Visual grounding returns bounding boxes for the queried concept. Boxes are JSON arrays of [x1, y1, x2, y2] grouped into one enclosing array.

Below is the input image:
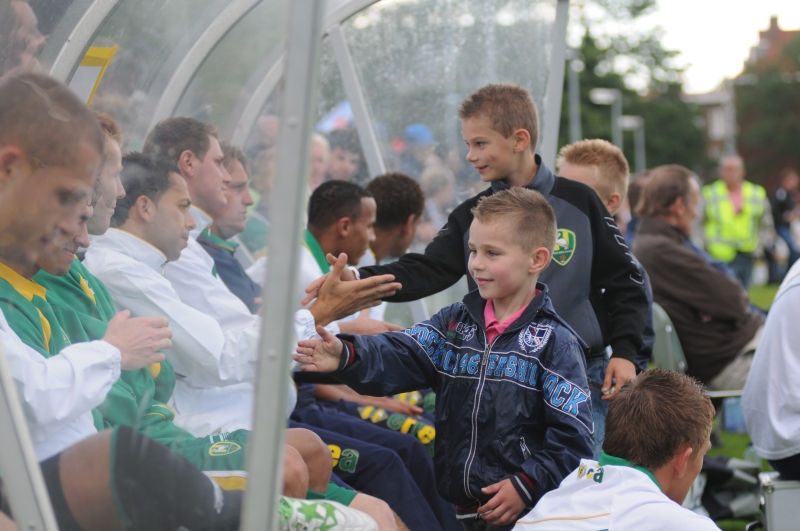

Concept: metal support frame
[[147, 0, 263, 133], [45, 0, 123, 82], [0, 345, 59, 531], [539, 0, 570, 169], [240, 1, 325, 530], [226, 46, 285, 146], [328, 25, 386, 177]]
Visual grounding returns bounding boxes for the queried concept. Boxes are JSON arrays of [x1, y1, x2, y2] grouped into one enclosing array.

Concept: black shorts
[[0, 453, 83, 531]]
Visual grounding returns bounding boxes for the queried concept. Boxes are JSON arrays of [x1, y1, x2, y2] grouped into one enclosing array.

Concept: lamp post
[[589, 88, 622, 148], [618, 115, 646, 174], [567, 47, 582, 143]]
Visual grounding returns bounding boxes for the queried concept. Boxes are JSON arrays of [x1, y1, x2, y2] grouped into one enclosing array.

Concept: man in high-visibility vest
[[702, 155, 769, 287]]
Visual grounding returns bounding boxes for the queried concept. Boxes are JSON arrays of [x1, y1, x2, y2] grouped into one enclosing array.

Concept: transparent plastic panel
[[174, 0, 290, 137], [343, 0, 557, 188], [1, 0, 66, 77], [85, 0, 218, 149]]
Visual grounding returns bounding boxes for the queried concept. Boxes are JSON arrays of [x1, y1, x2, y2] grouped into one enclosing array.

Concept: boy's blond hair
[[459, 83, 539, 151], [471, 188, 556, 258], [556, 139, 630, 203]]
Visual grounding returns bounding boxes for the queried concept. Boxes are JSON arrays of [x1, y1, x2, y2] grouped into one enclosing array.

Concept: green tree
[[736, 34, 800, 189], [558, 4, 708, 173]]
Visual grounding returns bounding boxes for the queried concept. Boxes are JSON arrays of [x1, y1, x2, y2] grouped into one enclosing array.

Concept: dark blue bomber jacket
[[334, 284, 595, 511]]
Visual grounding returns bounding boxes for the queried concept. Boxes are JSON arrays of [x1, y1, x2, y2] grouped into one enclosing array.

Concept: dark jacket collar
[[462, 282, 554, 333], [637, 216, 689, 243], [490, 154, 556, 197]]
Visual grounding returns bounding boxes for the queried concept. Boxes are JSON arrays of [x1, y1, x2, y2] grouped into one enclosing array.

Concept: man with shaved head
[[702, 155, 771, 287]]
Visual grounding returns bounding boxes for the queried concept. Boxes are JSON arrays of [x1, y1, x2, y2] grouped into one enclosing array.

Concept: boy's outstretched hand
[[477, 478, 526, 526], [295, 325, 344, 373]]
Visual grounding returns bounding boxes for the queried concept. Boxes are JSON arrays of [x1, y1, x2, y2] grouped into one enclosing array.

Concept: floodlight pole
[[567, 48, 582, 143], [240, 1, 325, 530], [618, 115, 646, 173], [589, 88, 622, 148]]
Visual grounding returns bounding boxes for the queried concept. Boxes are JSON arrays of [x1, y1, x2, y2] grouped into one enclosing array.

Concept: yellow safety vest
[[703, 179, 766, 262]]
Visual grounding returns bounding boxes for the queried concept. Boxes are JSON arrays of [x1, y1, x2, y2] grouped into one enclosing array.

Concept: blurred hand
[[104, 310, 171, 370], [478, 479, 526, 526], [295, 325, 344, 372], [307, 253, 401, 326], [602, 357, 635, 401]]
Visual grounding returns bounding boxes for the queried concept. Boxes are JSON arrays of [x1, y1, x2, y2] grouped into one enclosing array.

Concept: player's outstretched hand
[[477, 478, 526, 526], [295, 325, 345, 373]]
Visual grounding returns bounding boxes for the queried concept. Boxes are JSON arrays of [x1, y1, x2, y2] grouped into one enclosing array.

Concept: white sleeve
[[94, 259, 260, 389], [1, 323, 119, 443], [165, 239, 260, 331]]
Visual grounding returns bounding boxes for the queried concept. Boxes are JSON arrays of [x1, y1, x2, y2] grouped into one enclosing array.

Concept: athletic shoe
[[278, 497, 378, 531]]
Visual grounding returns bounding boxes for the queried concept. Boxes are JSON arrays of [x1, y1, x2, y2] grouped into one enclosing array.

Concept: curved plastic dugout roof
[[25, 0, 567, 168]]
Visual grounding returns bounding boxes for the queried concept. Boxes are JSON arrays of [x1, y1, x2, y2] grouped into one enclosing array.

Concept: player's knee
[[348, 493, 397, 531], [283, 445, 309, 498]]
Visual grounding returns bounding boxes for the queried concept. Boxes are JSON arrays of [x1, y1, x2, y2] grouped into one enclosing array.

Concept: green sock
[[306, 489, 326, 500], [324, 482, 358, 506]]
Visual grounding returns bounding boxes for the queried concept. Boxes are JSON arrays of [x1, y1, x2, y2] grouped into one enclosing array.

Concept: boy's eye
[[468, 248, 476, 255]]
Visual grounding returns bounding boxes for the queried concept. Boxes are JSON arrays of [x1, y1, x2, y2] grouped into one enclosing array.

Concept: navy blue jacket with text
[[333, 285, 594, 512]]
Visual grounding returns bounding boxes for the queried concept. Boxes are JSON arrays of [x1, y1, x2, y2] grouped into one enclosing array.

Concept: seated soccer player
[[743, 259, 800, 479], [555, 139, 656, 456], [296, 188, 594, 530], [514, 369, 718, 531], [198, 141, 262, 313], [632, 165, 764, 390]]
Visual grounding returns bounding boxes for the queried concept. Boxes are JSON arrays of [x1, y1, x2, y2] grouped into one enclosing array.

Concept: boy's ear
[[606, 192, 622, 216], [512, 128, 531, 153], [529, 246, 551, 274]]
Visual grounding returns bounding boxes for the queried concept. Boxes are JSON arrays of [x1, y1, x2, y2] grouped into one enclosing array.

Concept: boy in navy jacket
[[297, 188, 594, 530]]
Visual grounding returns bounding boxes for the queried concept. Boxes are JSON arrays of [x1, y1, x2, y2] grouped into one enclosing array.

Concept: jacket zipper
[[463, 329, 492, 503]]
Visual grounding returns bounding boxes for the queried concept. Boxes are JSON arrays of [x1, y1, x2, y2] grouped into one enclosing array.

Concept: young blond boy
[[555, 139, 629, 216], [297, 188, 594, 530], [555, 139, 655, 458]]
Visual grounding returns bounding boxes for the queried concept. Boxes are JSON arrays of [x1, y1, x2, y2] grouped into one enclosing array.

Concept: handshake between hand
[[294, 325, 345, 373]]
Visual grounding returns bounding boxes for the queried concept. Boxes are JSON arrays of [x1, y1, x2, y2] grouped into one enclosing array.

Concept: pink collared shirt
[[484, 295, 539, 344]]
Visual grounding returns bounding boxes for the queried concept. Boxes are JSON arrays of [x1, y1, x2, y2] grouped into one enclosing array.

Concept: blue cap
[[403, 123, 435, 145]]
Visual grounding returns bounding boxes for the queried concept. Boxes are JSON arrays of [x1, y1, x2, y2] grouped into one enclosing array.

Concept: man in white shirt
[[514, 369, 720, 531], [743, 259, 800, 478]]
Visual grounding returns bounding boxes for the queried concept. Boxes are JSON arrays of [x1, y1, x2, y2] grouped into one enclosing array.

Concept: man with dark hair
[[365, 172, 425, 264], [515, 369, 718, 530], [326, 128, 361, 182], [633, 165, 763, 390]]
